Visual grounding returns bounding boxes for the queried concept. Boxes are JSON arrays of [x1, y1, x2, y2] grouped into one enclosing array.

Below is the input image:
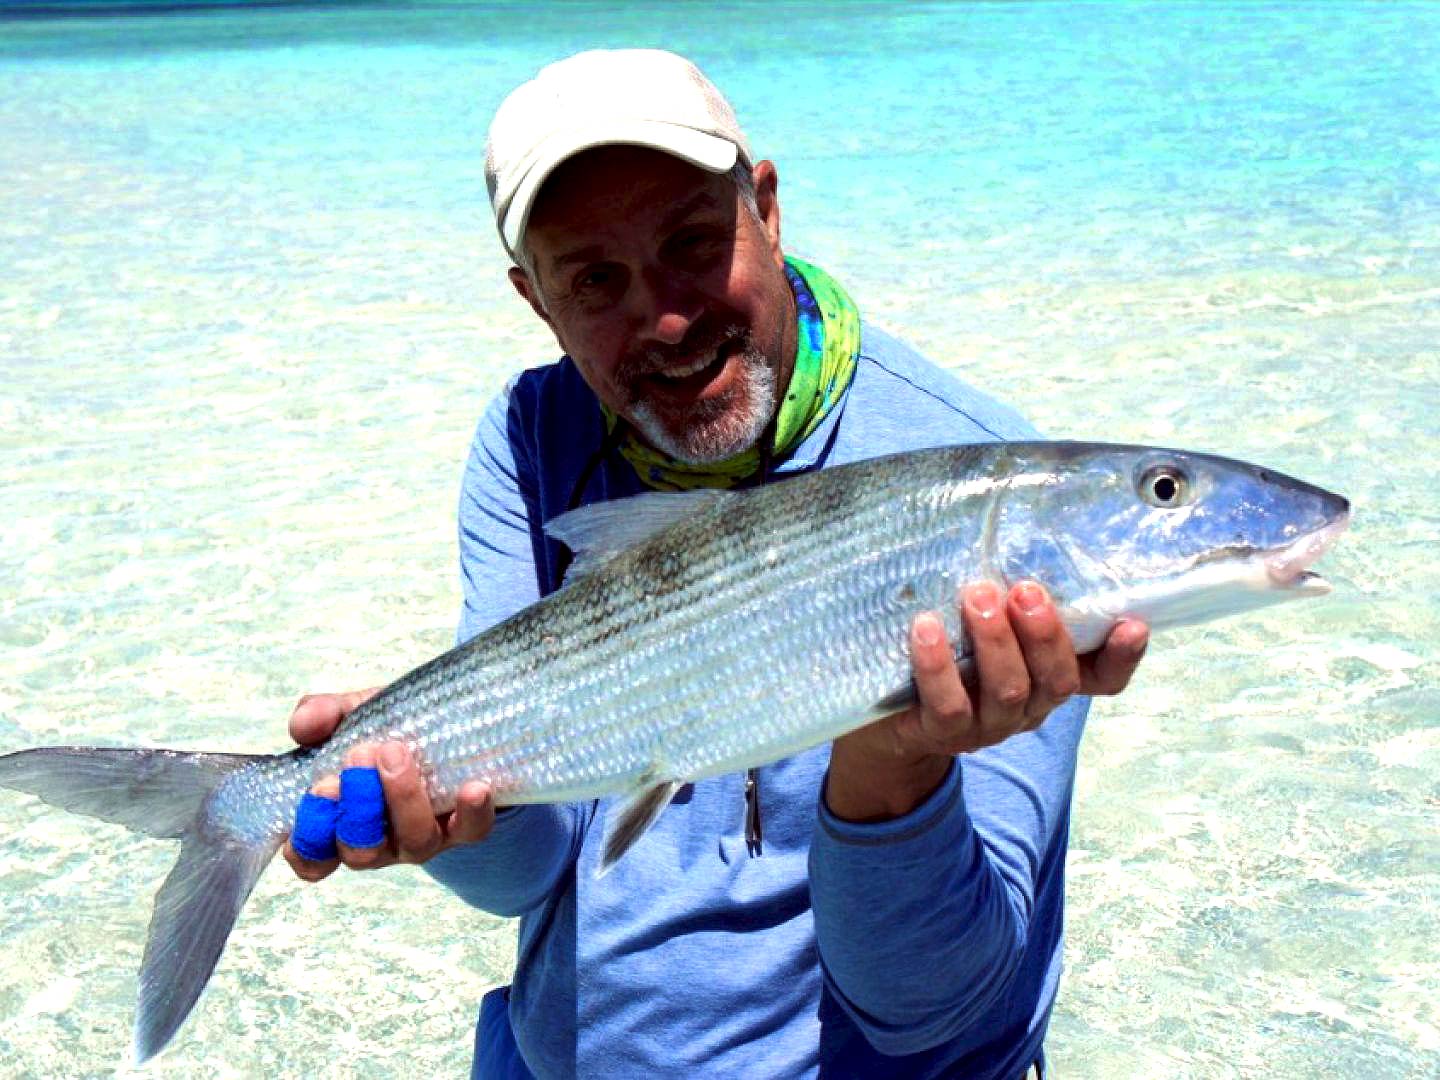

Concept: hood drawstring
[[554, 419, 633, 583], [741, 419, 776, 858]]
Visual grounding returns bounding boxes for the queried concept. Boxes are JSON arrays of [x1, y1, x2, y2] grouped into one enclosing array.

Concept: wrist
[[824, 741, 953, 823]]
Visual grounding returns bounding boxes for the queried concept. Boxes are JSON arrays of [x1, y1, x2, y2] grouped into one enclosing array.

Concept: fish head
[[990, 443, 1351, 645]]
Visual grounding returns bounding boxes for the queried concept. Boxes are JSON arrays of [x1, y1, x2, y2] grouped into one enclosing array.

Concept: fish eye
[[1138, 465, 1191, 509]]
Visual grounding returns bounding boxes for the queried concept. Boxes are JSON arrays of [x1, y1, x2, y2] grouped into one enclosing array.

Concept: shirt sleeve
[[424, 377, 585, 914], [455, 380, 545, 644], [424, 801, 588, 917], [807, 695, 1089, 1055]]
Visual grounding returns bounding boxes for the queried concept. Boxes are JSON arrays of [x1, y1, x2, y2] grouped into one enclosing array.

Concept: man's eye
[[671, 230, 724, 260], [576, 268, 615, 291]]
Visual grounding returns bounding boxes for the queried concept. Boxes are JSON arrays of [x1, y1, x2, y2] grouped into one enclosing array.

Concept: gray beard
[[627, 342, 777, 465]]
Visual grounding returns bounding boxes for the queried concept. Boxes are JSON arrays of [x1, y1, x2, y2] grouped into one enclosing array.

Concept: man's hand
[[281, 689, 498, 883], [826, 581, 1148, 823]]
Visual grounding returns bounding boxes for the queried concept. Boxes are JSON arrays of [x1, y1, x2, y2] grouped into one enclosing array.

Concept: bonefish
[[0, 441, 1349, 1061]]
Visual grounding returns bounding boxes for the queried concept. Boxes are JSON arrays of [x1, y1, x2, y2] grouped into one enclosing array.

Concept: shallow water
[[1, 2, 1436, 1076]]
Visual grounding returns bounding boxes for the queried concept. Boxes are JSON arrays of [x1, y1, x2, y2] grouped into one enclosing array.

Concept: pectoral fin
[[598, 777, 684, 876], [865, 654, 978, 721], [869, 680, 918, 718]]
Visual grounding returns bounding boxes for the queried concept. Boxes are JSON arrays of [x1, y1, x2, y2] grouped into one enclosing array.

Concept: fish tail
[[0, 746, 279, 1063]]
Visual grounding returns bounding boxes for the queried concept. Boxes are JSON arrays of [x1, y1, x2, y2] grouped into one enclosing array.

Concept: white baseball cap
[[485, 49, 752, 260]]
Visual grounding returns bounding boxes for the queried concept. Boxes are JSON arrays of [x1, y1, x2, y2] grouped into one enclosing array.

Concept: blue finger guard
[[292, 793, 341, 862], [337, 766, 387, 848]]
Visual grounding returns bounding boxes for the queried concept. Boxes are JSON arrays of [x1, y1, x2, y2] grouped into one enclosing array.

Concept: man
[[283, 49, 1148, 1079]]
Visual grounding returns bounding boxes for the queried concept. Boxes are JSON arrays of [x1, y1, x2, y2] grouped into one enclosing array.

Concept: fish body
[[0, 441, 1349, 1062]]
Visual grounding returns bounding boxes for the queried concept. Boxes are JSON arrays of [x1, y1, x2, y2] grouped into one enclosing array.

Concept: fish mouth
[[1265, 511, 1350, 593]]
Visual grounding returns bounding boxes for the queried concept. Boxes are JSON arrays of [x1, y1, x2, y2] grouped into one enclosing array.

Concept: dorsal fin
[[546, 489, 730, 580]]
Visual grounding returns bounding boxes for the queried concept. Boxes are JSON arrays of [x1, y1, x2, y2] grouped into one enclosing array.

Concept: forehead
[[525, 146, 736, 258]]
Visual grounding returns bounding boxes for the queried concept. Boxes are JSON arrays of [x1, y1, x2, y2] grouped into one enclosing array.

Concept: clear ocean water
[[1, 1, 1436, 1076]]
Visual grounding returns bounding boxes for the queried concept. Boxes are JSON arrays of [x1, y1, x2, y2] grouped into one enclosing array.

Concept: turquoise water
[[1, 1, 1437, 1076]]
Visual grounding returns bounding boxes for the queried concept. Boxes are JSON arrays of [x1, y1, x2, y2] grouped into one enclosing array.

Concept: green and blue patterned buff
[[607, 255, 860, 491]]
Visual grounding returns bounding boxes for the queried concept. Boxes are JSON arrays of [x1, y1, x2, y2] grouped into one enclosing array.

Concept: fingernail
[[968, 582, 1000, 618], [1014, 581, 1048, 614], [312, 774, 341, 800], [378, 742, 406, 776], [459, 780, 492, 806], [1117, 619, 1150, 654], [914, 612, 944, 646], [345, 743, 376, 769]]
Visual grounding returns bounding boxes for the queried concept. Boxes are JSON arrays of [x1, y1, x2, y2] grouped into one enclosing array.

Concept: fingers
[[901, 583, 1048, 757], [283, 774, 341, 883], [371, 748, 500, 859], [863, 581, 1145, 775], [1005, 582, 1082, 728], [334, 745, 394, 870], [377, 742, 446, 863], [929, 581, 1085, 752], [287, 744, 397, 879], [284, 741, 500, 884], [284, 686, 391, 883], [964, 582, 1032, 737], [289, 688, 383, 747], [907, 611, 976, 754], [1080, 618, 1149, 696], [446, 781, 498, 846]]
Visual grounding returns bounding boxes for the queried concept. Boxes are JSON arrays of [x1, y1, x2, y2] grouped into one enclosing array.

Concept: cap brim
[[500, 121, 740, 257]]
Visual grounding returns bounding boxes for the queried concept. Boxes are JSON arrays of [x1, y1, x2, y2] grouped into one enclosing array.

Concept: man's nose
[[633, 267, 702, 347]]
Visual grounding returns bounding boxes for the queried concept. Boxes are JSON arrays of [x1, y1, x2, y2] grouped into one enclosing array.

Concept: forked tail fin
[[0, 746, 281, 1063]]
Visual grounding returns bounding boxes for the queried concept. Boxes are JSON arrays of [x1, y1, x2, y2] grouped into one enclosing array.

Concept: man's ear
[[509, 266, 558, 335], [752, 159, 783, 269]]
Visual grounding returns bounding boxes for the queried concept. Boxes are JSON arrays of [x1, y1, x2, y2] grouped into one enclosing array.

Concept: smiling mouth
[[652, 353, 723, 381], [643, 341, 738, 394]]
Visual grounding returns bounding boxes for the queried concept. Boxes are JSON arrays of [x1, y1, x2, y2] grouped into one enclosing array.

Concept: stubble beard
[[623, 334, 778, 465]]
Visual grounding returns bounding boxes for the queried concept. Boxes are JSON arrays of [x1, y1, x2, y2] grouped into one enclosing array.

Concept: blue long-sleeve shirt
[[426, 322, 1087, 1079]]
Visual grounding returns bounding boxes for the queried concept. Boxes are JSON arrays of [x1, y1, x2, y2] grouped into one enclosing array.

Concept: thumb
[[289, 687, 384, 746]]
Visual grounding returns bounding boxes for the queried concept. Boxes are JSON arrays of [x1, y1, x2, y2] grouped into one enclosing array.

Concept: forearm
[[424, 801, 585, 916], [811, 690, 1090, 1056], [809, 761, 1029, 1055]]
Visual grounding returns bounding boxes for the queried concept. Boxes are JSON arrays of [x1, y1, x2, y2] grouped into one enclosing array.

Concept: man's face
[[510, 146, 796, 464]]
